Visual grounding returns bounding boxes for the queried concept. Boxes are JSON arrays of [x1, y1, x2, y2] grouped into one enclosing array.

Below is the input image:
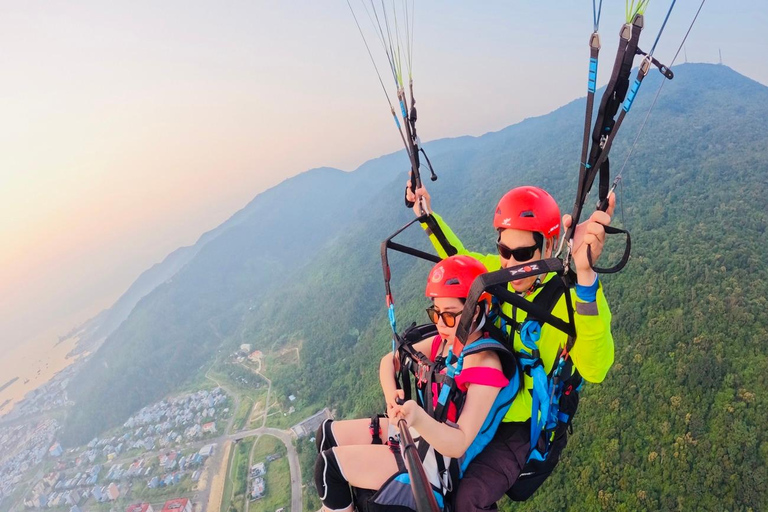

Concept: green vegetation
[[242, 65, 768, 511], [252, 435, 287, 459], [250, 436, 291, 512], [266, 402, 318, 430], [222, 436, 257, 512], [232, 397, 255, 432], [63, 163, 402, 447], [58, 64, 768, 510], [297, 436, 320, 512], [303, 487, 321, 512], [251, 457, 291, 512]]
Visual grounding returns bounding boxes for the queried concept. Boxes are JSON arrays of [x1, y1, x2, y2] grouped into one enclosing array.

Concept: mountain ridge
[[60, 65, 768, 511]]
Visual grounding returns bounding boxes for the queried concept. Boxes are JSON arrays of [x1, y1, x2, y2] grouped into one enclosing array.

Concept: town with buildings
[[1, 388, 231, 511], [0, 339, 326, 512]]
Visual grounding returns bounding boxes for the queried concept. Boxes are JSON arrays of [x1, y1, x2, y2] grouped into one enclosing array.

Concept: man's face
[[498, 228, 543, 293]]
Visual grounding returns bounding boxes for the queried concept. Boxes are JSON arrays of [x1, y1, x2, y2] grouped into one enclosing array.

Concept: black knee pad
[[314, 448, 352, 510], [316, 418, 337, 452]]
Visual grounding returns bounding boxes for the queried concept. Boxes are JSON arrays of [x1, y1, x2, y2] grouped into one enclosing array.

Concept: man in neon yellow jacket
[[407, 184, 614, 511]]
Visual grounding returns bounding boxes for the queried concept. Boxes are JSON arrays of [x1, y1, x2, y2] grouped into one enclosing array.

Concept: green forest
[[61, 63, 767, 511]]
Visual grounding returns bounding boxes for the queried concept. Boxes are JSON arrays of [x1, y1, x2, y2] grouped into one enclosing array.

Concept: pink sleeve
[[455, 367, 509, 392]]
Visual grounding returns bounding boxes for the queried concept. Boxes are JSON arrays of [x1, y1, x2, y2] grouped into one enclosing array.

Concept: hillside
[[242, 64, 768, 511], [61, 63, 768, 510]]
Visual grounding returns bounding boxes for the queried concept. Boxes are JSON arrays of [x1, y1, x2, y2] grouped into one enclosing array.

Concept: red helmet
[[425, 255, 488, 299], [493, 186, 561, 238]]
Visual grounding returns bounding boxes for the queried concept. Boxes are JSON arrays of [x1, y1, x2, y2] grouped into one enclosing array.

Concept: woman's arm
[[391, 352, 503, 459], [379, 337, 435, 410]]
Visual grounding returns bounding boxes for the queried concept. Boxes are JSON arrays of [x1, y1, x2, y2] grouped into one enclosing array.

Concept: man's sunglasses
[[426, 306, 462, 328], [496, 241, 539, 262]]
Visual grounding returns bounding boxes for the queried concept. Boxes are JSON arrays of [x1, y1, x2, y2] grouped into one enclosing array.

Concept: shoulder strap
[[461, 337, 518, 380], [527, 276, 568, 324]]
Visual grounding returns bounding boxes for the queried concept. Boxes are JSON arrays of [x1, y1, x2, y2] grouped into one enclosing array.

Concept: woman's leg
[[315, 444, 400, 512], [333, 417, 391, 445], [316, 417, 391, 451]]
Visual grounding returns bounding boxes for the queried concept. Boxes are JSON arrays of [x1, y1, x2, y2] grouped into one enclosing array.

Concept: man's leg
[[454, 422, 530, 512]]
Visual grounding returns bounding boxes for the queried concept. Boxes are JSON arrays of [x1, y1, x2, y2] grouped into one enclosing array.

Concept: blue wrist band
[[575, 276, 599, 302]]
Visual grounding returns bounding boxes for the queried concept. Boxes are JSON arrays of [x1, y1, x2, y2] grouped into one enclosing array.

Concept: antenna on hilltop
[[719, 48, 723, 65], [684, 45, 688, 63]]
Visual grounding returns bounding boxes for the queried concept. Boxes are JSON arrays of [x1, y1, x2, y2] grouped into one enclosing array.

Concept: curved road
[[230, 427, 301, 512]]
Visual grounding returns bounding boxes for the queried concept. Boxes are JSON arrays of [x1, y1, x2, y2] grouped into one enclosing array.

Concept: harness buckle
[[418, 363, 430, 385]]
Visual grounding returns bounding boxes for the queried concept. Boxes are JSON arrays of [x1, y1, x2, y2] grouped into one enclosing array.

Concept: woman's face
[[430, 296, 466, 344], [498, 228, 548, 293]]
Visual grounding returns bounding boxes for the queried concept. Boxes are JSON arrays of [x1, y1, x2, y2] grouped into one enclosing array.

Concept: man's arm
[[420, 212, 501, 270], [568, 279, 614, 383]]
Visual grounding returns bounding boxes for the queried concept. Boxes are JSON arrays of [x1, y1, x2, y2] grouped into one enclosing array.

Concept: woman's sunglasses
[[426, 306, 462, 328], [496, 241, 539, 262]]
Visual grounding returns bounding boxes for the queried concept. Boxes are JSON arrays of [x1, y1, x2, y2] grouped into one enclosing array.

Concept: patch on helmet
[[431, 266, 445, 283]]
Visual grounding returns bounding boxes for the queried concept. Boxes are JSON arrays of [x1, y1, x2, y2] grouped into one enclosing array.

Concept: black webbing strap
[[455, 258, 576, 345], [523, 277, 567, 326], [388, 241, 442, 264], [635, 47, 675, 79], [388, 435, 407, 473], [579, 31, 601, 195], [432, 373, 458, 424], [393, 333, 413, 403], [585, 14, 644, 209], [419, 148, 438, 182], [587, 224, 632, 274], [370, 414, 383, 445]]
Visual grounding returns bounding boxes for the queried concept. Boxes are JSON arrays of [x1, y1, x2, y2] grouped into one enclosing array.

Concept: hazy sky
[[1, 1, 766, 353]]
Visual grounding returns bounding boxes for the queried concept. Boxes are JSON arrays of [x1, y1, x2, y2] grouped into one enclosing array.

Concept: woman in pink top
[[313, 255, 520, 511]]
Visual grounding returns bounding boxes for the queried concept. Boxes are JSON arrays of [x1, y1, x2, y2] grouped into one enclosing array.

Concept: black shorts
[[454, 421, 531, 512]]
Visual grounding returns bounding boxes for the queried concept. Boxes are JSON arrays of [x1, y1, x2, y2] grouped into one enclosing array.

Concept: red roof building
[[161, 498, 191, 512], [126, 504, 154, 512]]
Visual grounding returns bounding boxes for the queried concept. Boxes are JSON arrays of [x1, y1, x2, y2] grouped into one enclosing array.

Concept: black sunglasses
[[426, 306, 462, 328], [496, 241, 539, 261]]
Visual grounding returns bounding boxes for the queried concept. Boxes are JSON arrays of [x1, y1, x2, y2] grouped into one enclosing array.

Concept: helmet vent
[[445, 278, 461, 286], [520, 210, 535, 218]]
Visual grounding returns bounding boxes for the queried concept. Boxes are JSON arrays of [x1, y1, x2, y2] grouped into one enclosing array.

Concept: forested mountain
[[244, 64, 768, 511], [62, 63, 767, 510], [61, 161, 432, 443]]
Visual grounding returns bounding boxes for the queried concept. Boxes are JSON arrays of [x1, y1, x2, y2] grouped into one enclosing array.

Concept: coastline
[[0, 333, 82, 418]]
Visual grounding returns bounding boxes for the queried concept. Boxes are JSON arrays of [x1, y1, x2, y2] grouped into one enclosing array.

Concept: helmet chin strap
[[517, 276, 543, 297], [471, 313, 486, 335]]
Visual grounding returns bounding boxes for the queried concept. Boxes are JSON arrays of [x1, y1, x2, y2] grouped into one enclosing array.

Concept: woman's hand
[[388, 399, 424, 429], [385, 389, 404, 416]]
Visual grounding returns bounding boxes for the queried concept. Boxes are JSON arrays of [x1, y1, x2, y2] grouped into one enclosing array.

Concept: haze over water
[[2, 1, 766, 408]]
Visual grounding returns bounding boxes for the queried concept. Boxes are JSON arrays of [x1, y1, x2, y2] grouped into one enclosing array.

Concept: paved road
[[231, 427, 301, 512]]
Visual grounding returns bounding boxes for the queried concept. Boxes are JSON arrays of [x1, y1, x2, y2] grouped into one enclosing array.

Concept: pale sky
[[1, 1, 766, 353]]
